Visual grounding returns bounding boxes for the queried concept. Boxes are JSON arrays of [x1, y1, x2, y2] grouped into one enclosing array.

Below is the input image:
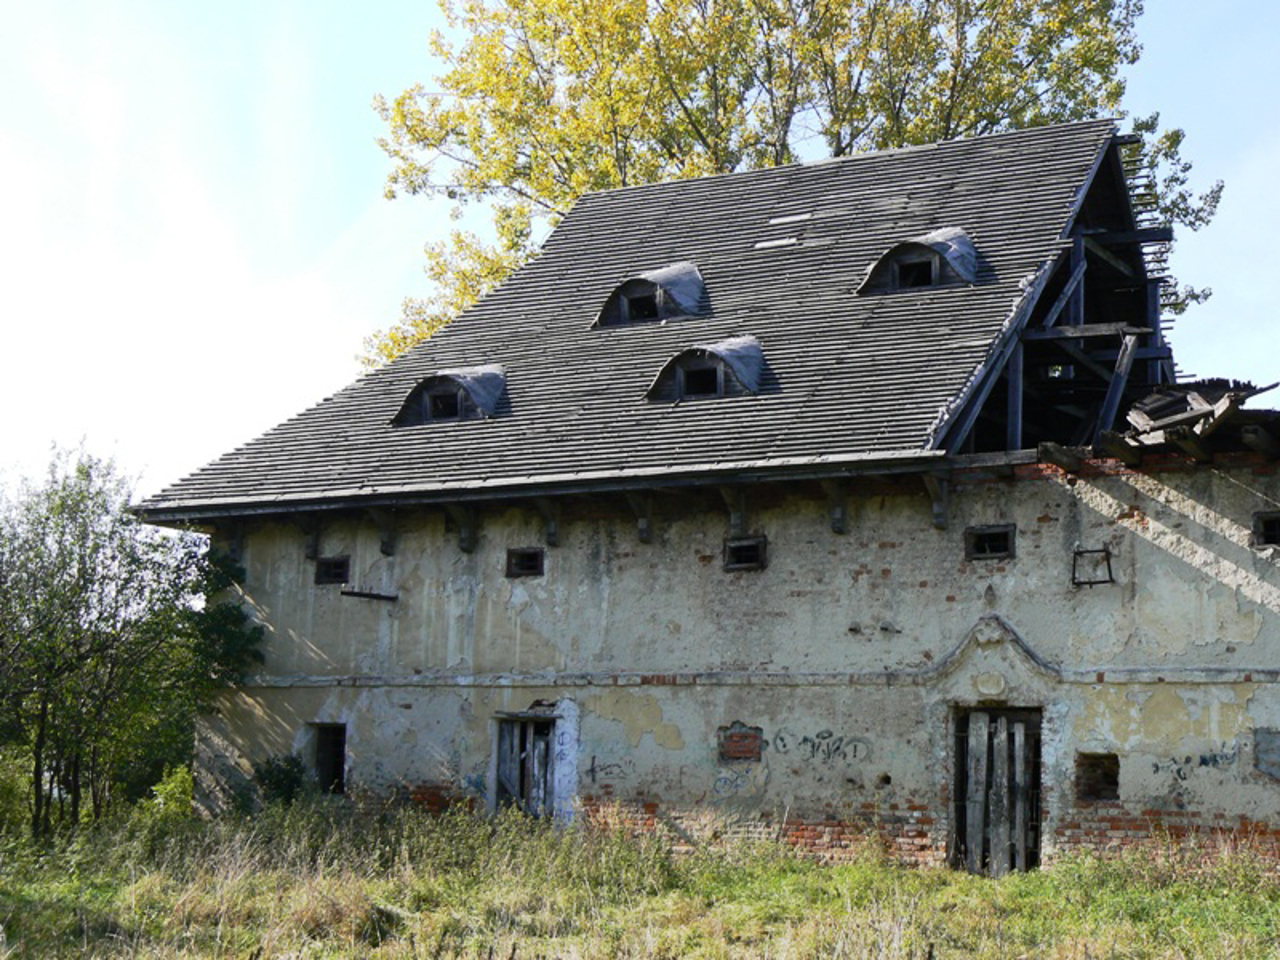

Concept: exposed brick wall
[[579, 793, 947, 865], [1052, 803, 1280, 854], [406, 782, 470, 814]]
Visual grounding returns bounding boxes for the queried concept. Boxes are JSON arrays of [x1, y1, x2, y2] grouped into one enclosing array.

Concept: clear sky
[[1, 1, 1276, 498]]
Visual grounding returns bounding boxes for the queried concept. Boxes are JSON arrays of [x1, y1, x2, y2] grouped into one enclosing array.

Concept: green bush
[[251, 754, 310, 806], [0, 747, 28, 837]]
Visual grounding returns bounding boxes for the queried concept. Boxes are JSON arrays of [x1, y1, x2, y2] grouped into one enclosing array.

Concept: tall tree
[[0, 452, 262, 836], [365, 0, 1218, 365]]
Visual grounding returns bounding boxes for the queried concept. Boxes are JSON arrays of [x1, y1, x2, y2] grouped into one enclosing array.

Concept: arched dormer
[[594, 261, 707, 327], [646, 335, 764, 403], [857, 227, 977, 294], [392, 364, 506, 426]]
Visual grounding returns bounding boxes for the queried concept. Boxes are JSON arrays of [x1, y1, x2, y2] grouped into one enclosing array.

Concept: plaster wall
[[199, 461, 1280, 857]]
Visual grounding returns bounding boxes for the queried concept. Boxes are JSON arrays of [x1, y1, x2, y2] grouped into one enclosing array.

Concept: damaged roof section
[[1098, 380, 1280, 464], [138, 121, 1141, 521]]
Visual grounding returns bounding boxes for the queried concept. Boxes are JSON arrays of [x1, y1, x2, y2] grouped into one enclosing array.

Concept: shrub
[[252, 754, 310, 806]]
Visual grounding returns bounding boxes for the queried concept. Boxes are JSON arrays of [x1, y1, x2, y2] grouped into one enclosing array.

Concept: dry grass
[[2, 802, 1280, 957]]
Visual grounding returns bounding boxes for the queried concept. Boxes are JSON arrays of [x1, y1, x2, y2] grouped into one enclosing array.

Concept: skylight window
[[392, 365, 506, 426]]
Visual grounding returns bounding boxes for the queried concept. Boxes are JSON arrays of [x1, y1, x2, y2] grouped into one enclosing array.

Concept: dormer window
[[392, 364, 506, 426], [858, 226, 977, 294], [595, 261, 707, 327], [647, 335, 764, 403]]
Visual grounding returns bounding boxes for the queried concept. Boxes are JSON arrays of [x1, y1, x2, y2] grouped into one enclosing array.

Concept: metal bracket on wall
[[1072, 546, 1114, 587]]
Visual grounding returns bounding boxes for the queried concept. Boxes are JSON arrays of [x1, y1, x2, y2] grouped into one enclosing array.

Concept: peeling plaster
[[584, 690, 685, 749]]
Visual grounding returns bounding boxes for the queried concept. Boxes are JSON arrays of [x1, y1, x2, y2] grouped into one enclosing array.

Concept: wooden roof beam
[[1242, 425, 1280, 460], [1096, 430, 1142, 467], [1084, 237, 1136, 278], [1022, 323, 1151, 342], [1038, 442, 1085, 474]]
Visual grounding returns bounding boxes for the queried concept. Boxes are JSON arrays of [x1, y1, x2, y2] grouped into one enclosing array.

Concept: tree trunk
[[30, 693, 48, 839]]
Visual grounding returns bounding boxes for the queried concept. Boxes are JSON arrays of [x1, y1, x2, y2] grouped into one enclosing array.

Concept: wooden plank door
[[956, 709, 1041, 875]]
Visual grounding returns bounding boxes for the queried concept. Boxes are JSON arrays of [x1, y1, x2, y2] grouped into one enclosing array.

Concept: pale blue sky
[[1, 1, 1276, 496]]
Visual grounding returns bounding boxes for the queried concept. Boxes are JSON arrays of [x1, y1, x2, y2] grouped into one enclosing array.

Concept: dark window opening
[[724, 536, 767, 571], [965, 525, 1015, 560], [506, 547, 545, 578], [496, 715, 556, 816], [315, 556, 350, 585], [627, 291, 660, 321], [1254, 512, 1280, 548], [428, 390, 461, 420], [1075, 752, 1119, 802], [895, 257, 935, 289], [315, 723, 346, 795], [681, 364, 722, 398]]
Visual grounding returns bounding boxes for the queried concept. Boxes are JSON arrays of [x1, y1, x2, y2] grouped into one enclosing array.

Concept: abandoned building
[[137, 119, 1280, 874]]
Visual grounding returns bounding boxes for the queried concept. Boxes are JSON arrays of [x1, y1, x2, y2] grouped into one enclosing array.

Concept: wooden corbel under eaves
[[366, 507, 399, 556], [819, 479, 849, 534], [718, 486, 748, 538], [922, 473, 949, 530], [443, 504, 478, 553]]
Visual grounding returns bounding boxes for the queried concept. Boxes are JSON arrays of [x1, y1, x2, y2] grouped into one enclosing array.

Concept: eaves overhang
[[135, 449, 954, 526]]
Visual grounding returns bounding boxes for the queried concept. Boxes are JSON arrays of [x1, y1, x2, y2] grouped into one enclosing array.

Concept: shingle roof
[[139, 120, 1118, 521]]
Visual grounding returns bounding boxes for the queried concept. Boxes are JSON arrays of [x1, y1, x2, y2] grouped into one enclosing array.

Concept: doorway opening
[[495, 713, 557, 816], [953, 707, 1042, 875]]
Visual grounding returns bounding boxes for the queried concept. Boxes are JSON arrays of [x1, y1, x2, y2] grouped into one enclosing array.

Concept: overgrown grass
[[3, 801, 1280, 957]]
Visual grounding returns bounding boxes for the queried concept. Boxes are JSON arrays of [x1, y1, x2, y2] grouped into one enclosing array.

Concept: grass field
[[3, 799, 1280, 958]]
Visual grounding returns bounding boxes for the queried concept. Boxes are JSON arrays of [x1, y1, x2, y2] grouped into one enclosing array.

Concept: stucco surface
[[199, 463, 1280, 854]]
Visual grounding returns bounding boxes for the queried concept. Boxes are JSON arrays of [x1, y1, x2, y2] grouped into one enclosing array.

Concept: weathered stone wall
[[197, 458, 1280, 860]]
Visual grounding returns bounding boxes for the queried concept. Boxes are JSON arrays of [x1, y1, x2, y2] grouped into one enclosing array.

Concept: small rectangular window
[[506, 547, 545, 578], [315, 723, 346, 795], [681, 364, 721, 398], [315, 556, 350, 584], [626, 291, 659, 321], [1075, 752, 1119, 802], [428, 390, 461, 420], [895, 256, 935, 289], [724, 535, 767, 571], [965, 525, 1015, 560], [1254, 512, 1280, 548]]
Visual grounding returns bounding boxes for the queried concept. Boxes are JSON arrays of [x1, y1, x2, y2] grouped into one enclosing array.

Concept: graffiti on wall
[[773, 728, 873, 764], [1151, 743, 1238, 782]]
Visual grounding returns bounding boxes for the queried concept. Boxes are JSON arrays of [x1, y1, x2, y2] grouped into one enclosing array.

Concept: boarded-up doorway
[[496, 715, 556, 816], [953, 708, 1042, 875]]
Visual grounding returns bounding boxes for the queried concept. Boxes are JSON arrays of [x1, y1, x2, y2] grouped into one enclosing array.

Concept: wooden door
[[496, 717, 556, 816], [955, 709, 1041, 875]]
